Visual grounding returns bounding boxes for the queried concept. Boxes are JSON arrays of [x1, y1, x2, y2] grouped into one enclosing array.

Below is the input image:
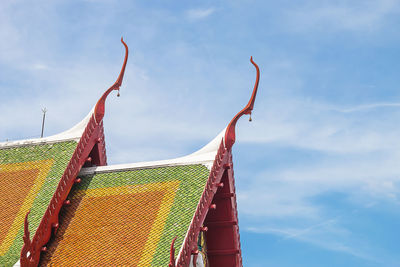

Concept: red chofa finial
[[224, 57, 260, 150], [94, 37, 129, 123], [168, 236, 177, 267]]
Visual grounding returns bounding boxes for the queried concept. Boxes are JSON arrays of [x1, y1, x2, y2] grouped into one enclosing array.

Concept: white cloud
[[237, 97, 400, 154], [331, 102, 400, 113], [185, 8, 215, 21], [285, 0, 400, 32], [246, 221, 380, 263], [234, 96, 400, 261], [235, 95, 400, 221], [31, 63, 48, 70]]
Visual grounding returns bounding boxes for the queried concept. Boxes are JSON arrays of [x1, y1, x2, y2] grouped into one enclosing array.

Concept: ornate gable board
[[175, 140, 229, 267], [170, 57, 260, 267], [203, 151, 242, 266], [19, 39, 128, 267]]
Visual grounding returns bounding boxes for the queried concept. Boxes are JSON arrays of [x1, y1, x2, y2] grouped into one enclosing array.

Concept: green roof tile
[[0, 141, 77, 266], [40, 164, 210, 267]]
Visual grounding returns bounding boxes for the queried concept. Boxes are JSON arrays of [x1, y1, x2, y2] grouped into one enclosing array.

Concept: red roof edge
[[224, 57, 260, 150], [203, 152, 243, 266], [175, 140, 230, 266], [173, 58, 260, 266], [174, 142, 243, 267], [20, 40, 129, 267]]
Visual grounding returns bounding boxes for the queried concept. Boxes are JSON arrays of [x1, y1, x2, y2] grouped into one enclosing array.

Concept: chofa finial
[[94, 37, 129, 123], [224, 57, 260, 150]]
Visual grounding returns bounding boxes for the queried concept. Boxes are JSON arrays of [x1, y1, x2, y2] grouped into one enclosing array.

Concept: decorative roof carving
[[94, 37, 129, 123], [224, 57, 260, 150]]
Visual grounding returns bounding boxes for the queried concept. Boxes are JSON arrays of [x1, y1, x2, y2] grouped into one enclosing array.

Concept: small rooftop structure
[[0, 39, 260, 267]]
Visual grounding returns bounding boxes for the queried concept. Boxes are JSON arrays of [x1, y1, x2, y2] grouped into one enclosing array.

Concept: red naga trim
[[168, 236, 178, 267], [174, 144, 243, 267], [94, 37, 128, 123], [224, 57, 260, 150], [20, 212, 32, 264], [175, 141, 230, 266], [20, 39, 129, 267], [204, 152, 243, 266], [171, 58, 259, 266]]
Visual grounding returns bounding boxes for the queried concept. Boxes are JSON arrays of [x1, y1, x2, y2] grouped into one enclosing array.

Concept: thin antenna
[[41, 108, 47, 138]]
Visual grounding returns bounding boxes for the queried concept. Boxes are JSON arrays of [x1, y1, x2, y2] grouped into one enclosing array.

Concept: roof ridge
[[79, 128, 226, 175]]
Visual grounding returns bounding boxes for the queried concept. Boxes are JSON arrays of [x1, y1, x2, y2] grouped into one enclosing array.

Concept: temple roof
[[37, 125, 224, 266], [2, 38, 259, 267]]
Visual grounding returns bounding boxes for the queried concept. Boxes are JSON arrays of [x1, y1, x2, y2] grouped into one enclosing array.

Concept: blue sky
[[1, 0, 400, 266]]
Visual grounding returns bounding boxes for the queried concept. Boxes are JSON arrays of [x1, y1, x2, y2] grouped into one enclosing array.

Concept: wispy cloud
[[330, 102, 400, 113], [285, 0, 400, 32], [235, 93, 400, 263], [246, 221, 380, 263], [31, 63, 48, 70], [238, 97, 400, 154], [185, 8, 215, 21]]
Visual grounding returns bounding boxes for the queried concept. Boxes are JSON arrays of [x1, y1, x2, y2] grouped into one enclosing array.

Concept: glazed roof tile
[[0, 140, 78, 266], [40, 164, 211, 266], [1, 106, 104, 267]]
